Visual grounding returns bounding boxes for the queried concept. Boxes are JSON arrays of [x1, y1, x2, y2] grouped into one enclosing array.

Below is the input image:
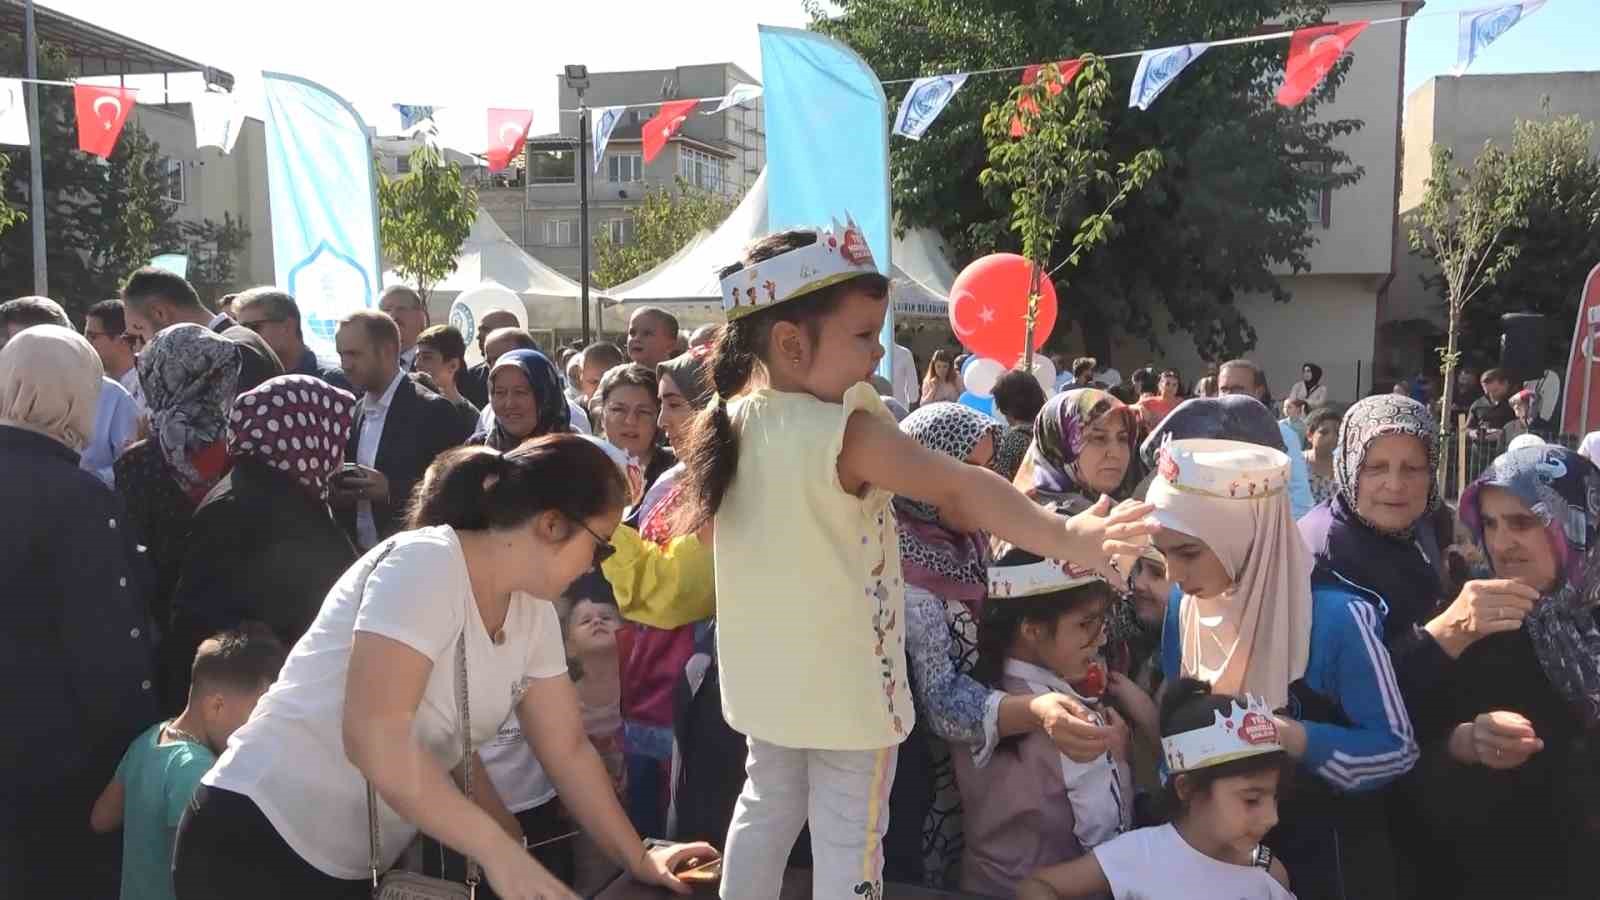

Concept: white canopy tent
[[386, 207, 621, 332], [603, 170, 957, 329]]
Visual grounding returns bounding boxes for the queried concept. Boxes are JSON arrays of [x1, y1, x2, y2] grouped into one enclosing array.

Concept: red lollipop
[[947, 253, 1058, 367]]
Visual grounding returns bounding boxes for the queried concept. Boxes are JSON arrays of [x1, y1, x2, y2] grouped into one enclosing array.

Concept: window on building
[[1299, 161, 1333, 229], [607, 153, 643, 183], [394, 154, 411, 174], [160, 157, 186, 204], [543, 218, 575, 246], [529, 149, 576, 185], [679, 147, 725, 195], [606, 217, 635, 245]]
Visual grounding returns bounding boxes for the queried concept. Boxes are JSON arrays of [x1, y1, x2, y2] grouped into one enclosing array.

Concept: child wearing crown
[[1017, 678, 1296, 899], [671, 223, 1155, 899]]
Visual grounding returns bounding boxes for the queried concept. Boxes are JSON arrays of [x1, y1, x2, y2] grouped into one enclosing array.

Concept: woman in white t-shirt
[[172, 436, 715, 900]]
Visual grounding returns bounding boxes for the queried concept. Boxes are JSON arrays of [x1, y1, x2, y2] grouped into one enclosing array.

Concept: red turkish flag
[[1277, 22, 1369, 108], [1010, 59, 1084, 138], [74, 84, 137, 158], [642, 99, 698, 164], [485, 108, 533, 173]]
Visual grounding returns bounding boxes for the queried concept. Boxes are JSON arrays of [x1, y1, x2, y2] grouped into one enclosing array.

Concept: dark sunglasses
[[568, 515, 616, 567]]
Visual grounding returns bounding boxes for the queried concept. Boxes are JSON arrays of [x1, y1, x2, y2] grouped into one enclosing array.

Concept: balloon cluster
[[947, 253, 1060, 416]]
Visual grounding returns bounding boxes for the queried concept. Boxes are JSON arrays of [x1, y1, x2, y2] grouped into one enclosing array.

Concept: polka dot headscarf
[[226, 374, 356, 502]]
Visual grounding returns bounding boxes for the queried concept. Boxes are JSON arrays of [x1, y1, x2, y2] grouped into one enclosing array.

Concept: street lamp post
[[566, 65, 592, 344], [24, 0, 47, 294]]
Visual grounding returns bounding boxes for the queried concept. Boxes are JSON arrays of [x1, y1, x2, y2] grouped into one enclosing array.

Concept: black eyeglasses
[[568, 515, 616, 567]]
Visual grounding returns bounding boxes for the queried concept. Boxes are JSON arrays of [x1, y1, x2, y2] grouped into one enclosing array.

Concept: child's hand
[[1105, 671, 1159, 743], [1064, 497, 1156, 578]]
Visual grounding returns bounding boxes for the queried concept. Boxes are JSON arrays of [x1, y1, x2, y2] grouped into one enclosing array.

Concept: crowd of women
[[3, 220, 1598, 900]]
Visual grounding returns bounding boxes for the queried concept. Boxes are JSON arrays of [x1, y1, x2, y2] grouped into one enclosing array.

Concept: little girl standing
[[675, 223, 1152, 899], [1018, 678, 1296, 899]]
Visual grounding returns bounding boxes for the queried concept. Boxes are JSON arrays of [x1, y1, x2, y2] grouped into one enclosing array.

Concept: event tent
[[386, 207, 621, 332], [604, 170, 958, 329]]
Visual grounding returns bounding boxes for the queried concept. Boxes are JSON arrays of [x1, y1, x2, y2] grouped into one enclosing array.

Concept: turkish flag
[[485, 108, 533, 173], [1010, 59, 1084, 138], [642, 99, 698, 164], [1277, 22, 1369, 108], [74, 84, 137, 158]]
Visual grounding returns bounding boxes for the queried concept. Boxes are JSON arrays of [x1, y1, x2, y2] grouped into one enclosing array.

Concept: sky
[[34, 0, 1600, 142]]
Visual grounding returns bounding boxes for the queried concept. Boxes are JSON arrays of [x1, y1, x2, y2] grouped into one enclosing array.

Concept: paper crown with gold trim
[[987, 556, 1105, 600], [719, 217, 879, 320], [1161, 694, 1284, 775], [1153, 438, 1291, 501]]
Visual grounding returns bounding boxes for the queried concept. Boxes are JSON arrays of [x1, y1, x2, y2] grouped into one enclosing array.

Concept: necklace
[[163, 720, 207, 747]]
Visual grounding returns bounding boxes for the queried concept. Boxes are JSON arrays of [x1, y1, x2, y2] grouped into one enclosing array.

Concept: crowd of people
[[2, 222, 1597, 900]]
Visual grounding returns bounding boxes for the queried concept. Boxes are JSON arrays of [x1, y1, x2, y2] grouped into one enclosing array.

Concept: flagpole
[[578, 102, 593, 344], [24, 0, 47, 295]]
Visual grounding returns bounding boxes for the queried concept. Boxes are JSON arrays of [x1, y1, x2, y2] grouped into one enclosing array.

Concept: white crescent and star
[[93, 95, 123, 129], [949, 293, 980, 337], [497, 120, 525, 147]]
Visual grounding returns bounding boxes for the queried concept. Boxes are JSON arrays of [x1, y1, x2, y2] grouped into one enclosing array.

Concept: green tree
[[1407, 142, 1531, 444], [178, 212, 252, 302], [810, 0, 1363, 361], [0, 151, 23, 237], [377, 142, 478, 302], [1440, 113, 1600, 369], [980, 56, 1163, 369], [591, 179, 739, 288]]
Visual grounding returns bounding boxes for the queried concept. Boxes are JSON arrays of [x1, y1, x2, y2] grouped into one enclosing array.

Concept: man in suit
[[119, 267, 235, 347], [232, 287, 355, 393], [458, 308, 521, 409], [331, 310, 472, 549], [378, 284, 429, 371]]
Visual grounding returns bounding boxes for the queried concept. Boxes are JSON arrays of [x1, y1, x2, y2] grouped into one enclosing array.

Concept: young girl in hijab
[[1017, 679, 1295, 900], [1123, 438, 1416, 900], [677, 226, 1150, 899]]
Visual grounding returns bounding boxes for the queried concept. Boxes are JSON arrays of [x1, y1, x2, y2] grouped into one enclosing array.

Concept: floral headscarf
[[226, 375, 356, 502], [895, 402, 1003, 609], [482, 349, 569, 450], [138, 323, 241, 497], [1461, 446, 1600, 726], [1018, 388, 1141, 511], [1334, 394, 1440, 533]]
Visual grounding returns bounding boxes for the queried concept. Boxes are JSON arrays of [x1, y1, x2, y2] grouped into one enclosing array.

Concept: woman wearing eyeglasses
[[597, 363, 675, 500], [173, 435, 715, 900]]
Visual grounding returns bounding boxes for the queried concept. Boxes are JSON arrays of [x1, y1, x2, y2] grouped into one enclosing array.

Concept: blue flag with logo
[[1130, 43, 1209, 111], [1454, 2, 1545, 74], [894, 73, 969, 141], [263, 73, 382, 360], [759, 26, 894, 379]]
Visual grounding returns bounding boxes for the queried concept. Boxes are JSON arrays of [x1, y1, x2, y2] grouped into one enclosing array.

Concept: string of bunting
[[0, 2, 1545, 163]]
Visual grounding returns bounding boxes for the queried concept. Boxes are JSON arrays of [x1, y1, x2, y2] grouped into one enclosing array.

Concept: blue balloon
[[958, 391, 996, 419]]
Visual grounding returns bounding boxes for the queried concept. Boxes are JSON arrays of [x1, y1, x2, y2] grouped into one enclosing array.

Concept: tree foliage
[[979, 56, 1163, 367], [809, 0, 1363, 361], [0, 151, 23, 238], [377, 142, 478, 301], [591, 178, 739, 289], [180, 212, 253, 303]]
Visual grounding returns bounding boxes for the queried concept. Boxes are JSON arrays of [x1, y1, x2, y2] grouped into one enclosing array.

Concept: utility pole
[[566, 65, 592, 343], [25, 0, 47, 294]]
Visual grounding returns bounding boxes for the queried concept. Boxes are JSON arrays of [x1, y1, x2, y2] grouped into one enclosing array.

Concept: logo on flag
[[1455, 2, 1545, 74], [705, 83, 764, 116], [1277, 22, 1370, 108], [642, 98, 698, 164], [394, 104, 435, 131], [73, 84, 137, 158], [485, 108, 533, 173], [592, 105, 623, 174], [288, 242, 372, 344], [0, 78, 27, 146], [1130, 43, 1209, 111], [893, 73, 968, 141]]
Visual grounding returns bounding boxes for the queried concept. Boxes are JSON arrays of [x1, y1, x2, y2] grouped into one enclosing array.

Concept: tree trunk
[[1438, 301, 1460, 490], [1023, 261, 1043, 372]]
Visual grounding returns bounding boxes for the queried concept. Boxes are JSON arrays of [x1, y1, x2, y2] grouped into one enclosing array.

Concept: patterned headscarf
[[1018, 389, 1141, 511], [484, 349, 569, 450], [138, 323, 241, 496], [1461, 446, 1600, 726], [894, 402, 1003, 609], [226, 375, 356, 502], [1334, 394, 1440, 533]]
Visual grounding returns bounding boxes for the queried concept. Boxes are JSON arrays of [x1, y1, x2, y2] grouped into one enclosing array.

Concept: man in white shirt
[[378, 285, 429, 372], [330, 311, 473, 548], [892, 342, 918, 409], [83, 299, 145, 414]]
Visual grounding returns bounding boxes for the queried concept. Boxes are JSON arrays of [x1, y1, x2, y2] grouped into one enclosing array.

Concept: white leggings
[[720, 738, 898, 900]]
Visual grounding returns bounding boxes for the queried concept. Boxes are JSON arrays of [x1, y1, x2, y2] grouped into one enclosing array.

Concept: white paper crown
[[988, 557, 1105, 600], [1154, 438, 1291, 501], [720, 217, 879, 320], [1161, 694, 1284, 775]]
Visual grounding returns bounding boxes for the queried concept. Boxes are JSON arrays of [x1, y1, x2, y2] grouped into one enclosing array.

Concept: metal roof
[[0, 0, 233, 89]]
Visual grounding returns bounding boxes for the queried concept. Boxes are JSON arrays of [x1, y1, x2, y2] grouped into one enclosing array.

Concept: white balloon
[[964, 357, 1008, 398], [1031, 356, 1057, 394], [446, 282, 527, 365]]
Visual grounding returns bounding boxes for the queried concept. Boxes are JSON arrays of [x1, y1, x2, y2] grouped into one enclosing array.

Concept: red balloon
[[947, 253, 1058, 367]]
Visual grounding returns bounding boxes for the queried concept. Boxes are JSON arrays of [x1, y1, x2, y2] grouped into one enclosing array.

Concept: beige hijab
[[0, 324, 104, 452], [1146, 439, 1312, 709]]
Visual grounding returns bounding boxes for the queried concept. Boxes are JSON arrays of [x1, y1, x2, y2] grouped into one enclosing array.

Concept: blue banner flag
[[394, 104, 435, 132], [893, 73, 969, 141], [758, 25, 894, 380], [1130, 43, 1209, 111], [592, 105, 623, 174], [263, 73, 382, 360], [1454, 2, 1545, 74]]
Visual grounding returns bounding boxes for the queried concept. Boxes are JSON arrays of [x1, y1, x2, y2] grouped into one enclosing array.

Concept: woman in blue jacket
[[1134, 437, 1417, 900]]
